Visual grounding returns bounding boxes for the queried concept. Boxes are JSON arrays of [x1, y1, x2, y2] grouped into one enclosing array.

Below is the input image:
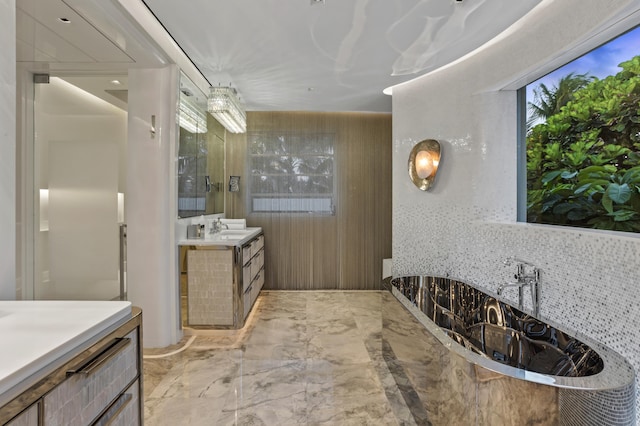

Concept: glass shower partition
[[32, 77, 126, 301]]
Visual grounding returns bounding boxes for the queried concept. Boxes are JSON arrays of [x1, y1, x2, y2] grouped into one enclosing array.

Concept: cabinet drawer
[[243, 285, 253, 319], [93, 379, 140, 426], [242, 244, 252, 265], [43, 330, 139, 426], [242, 262, 252, 292], [5, 403, 38, 426], [248, 250, 263, 285], [256, 268, 265, 291], [252, 272, 263, 304], [251, 236, 264, 257]]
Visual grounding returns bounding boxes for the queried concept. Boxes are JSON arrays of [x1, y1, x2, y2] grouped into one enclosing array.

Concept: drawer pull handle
[[67, 337, 131, 376], [92, 392, 133, 426]]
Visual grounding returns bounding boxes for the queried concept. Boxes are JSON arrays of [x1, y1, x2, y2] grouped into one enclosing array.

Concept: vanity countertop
[[0, 300, 132, 406], [178, 227, 262, 247]]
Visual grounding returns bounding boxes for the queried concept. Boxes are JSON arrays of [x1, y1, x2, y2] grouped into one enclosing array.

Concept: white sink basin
[[218, 230, 253, 240]]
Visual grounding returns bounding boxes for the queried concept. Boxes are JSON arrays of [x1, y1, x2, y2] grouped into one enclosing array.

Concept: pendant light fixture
[[207, 86, 246, 133]]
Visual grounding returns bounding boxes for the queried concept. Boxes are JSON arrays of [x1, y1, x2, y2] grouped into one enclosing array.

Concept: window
[[521, 25, 640, 232], [248, 132, 335, 214]]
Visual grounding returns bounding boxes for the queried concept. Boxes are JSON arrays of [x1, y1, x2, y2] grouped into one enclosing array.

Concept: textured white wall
[[392, 0, 640, 421], [127, 66, 180, 348], [0, 0, 16, 299]]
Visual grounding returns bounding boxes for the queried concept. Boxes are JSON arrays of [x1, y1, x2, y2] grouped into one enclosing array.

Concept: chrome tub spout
[[500, 258, 541, 317]]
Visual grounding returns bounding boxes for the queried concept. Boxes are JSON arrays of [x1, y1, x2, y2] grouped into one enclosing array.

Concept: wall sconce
[[229, 176, 241, 192], [408, 139, 441, 191]]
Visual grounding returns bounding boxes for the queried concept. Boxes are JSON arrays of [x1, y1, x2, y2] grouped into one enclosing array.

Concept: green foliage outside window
[[248, 132, 335, 213], [526, 56, 640, 232]]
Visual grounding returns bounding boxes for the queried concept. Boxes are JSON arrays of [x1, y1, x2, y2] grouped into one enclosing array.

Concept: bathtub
[[382, 275, 635, 425]]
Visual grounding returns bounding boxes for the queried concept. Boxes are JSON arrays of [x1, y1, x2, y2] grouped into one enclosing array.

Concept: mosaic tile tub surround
[[386, 277, 636, 425], [392, 204, 640, 422]]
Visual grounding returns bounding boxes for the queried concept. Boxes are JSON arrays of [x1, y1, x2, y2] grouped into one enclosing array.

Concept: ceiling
[[16, 0, 164, 108], [16, 0, 543, 113], [142, 0, 542, 112], [39, 76, 129, 114]]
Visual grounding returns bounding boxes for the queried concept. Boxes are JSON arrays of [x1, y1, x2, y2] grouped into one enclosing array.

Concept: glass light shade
[[415, 150, 435, 179], [409, 139, 442, 191], [207, 87, 247, 133], [179, 96, 208, 134]]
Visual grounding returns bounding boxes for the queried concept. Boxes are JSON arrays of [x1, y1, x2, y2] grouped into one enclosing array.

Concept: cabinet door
[[187, 249, 234, 326]]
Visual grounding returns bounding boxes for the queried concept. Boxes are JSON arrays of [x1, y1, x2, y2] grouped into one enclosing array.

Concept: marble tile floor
[[143, 291, 418, 426]]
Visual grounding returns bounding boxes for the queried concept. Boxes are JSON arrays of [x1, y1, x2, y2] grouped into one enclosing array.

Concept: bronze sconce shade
[[408, 139, 441, 191]]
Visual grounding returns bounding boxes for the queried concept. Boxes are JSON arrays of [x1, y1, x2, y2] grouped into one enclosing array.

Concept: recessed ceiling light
[[310, 0, 325, 5], [110, 79, 122, 85], [58, 17, 71, 24]]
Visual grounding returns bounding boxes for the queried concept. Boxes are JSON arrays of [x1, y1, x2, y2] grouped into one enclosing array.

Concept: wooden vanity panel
[[187, 249, 234, 326]]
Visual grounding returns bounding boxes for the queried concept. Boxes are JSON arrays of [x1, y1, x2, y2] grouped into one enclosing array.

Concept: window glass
[[248, 132, 335, 214], [523, 26, 640, 232]]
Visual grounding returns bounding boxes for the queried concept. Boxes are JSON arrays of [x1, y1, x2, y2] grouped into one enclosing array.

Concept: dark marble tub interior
[[390, 276, 603, 377]]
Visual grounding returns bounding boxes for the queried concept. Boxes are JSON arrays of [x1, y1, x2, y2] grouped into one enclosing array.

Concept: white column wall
[[127, 66, 180, 348], [392, 0, 640, 420], [0, 0, 16, 299]]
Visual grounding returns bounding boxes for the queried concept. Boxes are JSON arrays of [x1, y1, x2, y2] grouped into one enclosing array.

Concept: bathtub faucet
[[498, 258, 541, 317]]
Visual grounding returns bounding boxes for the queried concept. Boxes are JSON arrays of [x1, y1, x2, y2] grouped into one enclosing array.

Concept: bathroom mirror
[[177, 72, 225, 217]]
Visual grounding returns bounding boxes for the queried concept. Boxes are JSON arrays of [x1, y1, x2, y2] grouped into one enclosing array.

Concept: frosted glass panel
[[48, 141, 119, 299]]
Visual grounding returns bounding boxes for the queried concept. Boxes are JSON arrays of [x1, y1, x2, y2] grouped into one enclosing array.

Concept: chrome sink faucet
[[211, 218, 229, 234], [497, 257, 541, 317]]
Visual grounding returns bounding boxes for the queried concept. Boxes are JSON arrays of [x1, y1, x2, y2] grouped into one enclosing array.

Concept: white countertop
[[178, 227, 262, 247], [0, 300, 132, 405]]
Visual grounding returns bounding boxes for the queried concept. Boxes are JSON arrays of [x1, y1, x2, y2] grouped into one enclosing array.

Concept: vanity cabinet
[[181, 231, 264, 329], [0, 309, 143, 426]]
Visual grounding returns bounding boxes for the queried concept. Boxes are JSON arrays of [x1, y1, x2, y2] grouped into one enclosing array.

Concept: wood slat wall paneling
[[225, 111, 391, 290]]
